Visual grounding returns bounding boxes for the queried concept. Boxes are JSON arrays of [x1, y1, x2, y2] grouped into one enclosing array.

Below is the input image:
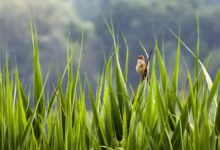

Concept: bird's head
[[137, 55, 145, 61]]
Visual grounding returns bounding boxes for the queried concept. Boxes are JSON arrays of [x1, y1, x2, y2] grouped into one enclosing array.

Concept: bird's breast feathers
[[136, 63, 147, 75]]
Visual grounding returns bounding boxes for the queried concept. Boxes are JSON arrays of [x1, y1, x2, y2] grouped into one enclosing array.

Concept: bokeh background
[[0, 0, 219, 92]]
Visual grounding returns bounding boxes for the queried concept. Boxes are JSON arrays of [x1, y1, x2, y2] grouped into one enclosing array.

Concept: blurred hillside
[[0, 0, 219, 89]]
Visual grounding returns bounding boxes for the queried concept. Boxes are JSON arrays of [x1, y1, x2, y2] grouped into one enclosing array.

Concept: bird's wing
[[141, 64, 148, 81]]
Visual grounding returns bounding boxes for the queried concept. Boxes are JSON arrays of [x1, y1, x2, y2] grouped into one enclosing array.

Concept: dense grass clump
[[0, 23, 220, 150]]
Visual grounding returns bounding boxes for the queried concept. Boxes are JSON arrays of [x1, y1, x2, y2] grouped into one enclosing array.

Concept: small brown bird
[[136, 55, 149, 82]]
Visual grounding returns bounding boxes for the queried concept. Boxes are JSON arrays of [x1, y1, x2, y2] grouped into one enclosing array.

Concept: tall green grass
[[0, 23, 220, 150]]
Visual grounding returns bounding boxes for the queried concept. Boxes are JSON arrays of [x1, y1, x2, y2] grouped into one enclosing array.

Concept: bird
[[136, 55, 149, 82]]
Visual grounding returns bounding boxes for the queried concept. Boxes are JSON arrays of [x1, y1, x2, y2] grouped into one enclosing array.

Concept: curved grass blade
[[155, 39, 167, 91], [167, 27, 213, 91], [122, 34, 129, 84], [172, 35, 181, 93], [30, 22, 45, 118]]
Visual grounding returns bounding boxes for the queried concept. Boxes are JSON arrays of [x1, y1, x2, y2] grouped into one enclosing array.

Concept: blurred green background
[[0, 0, 219, 89]]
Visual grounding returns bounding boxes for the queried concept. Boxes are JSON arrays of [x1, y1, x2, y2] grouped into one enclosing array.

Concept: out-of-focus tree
[[0, 0, 93, 82]]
